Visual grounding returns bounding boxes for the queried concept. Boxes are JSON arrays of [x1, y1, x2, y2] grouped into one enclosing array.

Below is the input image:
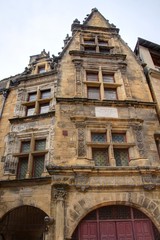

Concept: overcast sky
[[0, 0, 160, 80]]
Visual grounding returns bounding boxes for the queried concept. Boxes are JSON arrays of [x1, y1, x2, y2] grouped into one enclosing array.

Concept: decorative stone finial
[[92, 8, 98, 12], [73, 18, 80, 24]]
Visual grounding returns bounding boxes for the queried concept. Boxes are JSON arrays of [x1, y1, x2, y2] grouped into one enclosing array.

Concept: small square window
[[35, 139, 46, 151], [84, 38, 95, 44], [92, 148, 109, 166], [88, 87, 100, 99], [103, 74, 114, 83], [91, 133, 106, 143], [98, 40, 108, 46], [26, 106, 35, 116], [99, 47, 110, 54], [41, 89, 51, 99], [114, 149, 129, 166], [38, 65, 45, 74], [104, 89, 117, 100], [28, 92, 37, 101], [39, 103, 49, 114], [112, 133, 126, 143], [21, 141, 30, 153], [87, 73, 98, 82], [84, 46, 96, 52]]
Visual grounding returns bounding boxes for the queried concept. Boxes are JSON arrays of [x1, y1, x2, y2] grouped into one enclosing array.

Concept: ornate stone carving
[[77, 127, 86, 157], [72, 59, 83, 97], [132, 125, 145, 157], [75, 173, 89, 191], [53, 184, 68, 201]]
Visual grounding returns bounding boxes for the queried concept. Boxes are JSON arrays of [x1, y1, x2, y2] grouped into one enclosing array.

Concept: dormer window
[[82, 35, 110, 53], [38, 65, 46, 74]]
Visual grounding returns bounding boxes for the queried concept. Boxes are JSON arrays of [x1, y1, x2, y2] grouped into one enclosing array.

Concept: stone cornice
[[69, 50, 126, 60], [71, 25, 119, 34], [0, 176, 51, 188], [56, 97, 156, 108], [16, 69, 57, 83], [9, 111, 55, 123]]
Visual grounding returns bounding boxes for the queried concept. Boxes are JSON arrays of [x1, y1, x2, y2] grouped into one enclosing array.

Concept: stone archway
[[0, 205, 48, 240], [71, 205, 160, 240]]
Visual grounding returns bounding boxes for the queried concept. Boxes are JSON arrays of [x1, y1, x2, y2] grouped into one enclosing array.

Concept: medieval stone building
[[0, 8, 160, 240]]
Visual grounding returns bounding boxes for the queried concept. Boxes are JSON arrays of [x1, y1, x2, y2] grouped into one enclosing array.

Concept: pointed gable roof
[[83, 8, 114, 28]]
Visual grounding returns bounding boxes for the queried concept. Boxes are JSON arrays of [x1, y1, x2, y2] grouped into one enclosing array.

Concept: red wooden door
[[134, 220, 154, 240], [99, 221, 117, 240], [116, 222, 134, 240], [80, 222, 97, 240]]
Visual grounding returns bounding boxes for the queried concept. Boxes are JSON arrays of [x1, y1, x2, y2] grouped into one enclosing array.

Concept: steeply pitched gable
[[83, 8, 114, 28]]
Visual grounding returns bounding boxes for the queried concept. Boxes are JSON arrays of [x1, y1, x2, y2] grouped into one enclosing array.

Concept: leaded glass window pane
[[17, 157, 28, 179], [87, 73, 98, 82], [21, 141, 30, 153], [92, 148, 109, 166], [104, 89, 117, 100], [39, 104, 49, 114], [114, 149, 129, 166], [32, 156, 44, 178], [35, 139, 46, 151], [88, 87, 100, 99], [103, 74, 114, 83], [41, 89, 51, 99], [112, 133, 126, 143], [91, 133, 106, 143], [99, 47, 110, 54]]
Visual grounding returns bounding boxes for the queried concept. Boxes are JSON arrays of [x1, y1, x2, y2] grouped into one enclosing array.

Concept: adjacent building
[[0, 8, 160, 240]]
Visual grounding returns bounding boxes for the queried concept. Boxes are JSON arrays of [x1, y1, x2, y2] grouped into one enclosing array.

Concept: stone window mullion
[[108, 127, 116, 166], [27, 135, 34, 178]]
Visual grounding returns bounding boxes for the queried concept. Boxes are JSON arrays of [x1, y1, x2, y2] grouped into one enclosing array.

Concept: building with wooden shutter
[[0, 8, 160, 240]]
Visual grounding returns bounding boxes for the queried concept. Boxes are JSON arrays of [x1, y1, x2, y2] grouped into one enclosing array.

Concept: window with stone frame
[[82, 35, 110, 53], [112, 133, 129, 166], [88, 130, 131, 167], [37, 65, 46, 74], [85, 71, 120, 100], [23, 89, 51, 116], [15, 138, 47, 179]]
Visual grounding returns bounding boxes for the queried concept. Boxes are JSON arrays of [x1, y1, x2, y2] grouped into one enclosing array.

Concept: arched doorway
[[0, 205, 48, 240], [72, 205, 160, 240]]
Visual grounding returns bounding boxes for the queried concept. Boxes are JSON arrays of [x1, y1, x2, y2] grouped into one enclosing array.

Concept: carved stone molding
[[75, 173, 89, 192], [132, 125, 146, 157], [53, 184, 68, 201], [72, 59, 83, 97]]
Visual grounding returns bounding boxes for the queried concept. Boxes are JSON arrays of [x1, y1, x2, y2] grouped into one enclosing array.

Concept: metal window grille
[[99, 205, 131, 220], [92, 148, 109, 166], [112, 133, 126, 143], [32, 156, 44, 178], [17, 158, 28, 179], [35, 140, 46, 151], [21, 141, 30, 153], [114, 149, 129, 166], [91, 133, 106, 143]]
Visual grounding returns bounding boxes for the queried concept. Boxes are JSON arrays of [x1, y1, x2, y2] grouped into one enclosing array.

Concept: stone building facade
[[0, 8, 160, 240]]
